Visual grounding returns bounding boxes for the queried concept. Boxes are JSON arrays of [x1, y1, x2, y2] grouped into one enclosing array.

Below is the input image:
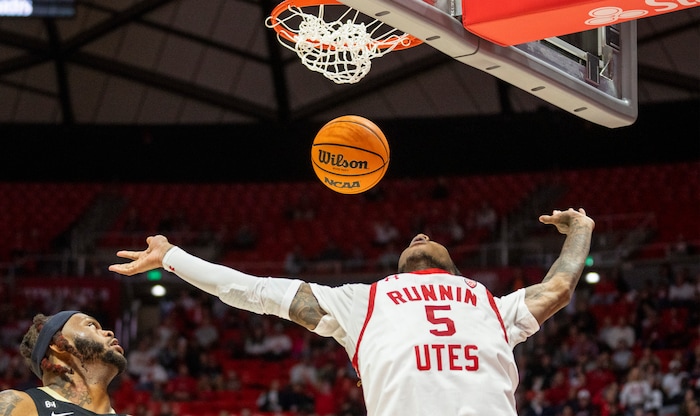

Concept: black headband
[[30, 310, 79, 378]]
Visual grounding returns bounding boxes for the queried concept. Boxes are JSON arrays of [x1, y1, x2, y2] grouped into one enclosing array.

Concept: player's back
[[355, 270, 519, 415]]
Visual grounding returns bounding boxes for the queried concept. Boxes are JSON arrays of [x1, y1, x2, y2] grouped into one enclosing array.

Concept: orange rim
[[269, 0, 422, 50]]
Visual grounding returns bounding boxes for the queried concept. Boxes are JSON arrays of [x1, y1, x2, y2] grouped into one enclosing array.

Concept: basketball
[[311, 115, 390, 194]]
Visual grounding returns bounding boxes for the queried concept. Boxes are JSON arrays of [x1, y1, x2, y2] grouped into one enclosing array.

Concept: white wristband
[[162, 246, 302, 320]]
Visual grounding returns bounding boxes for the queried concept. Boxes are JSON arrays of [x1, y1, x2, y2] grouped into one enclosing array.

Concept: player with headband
[[110, 208, 594, 416], [0, 311, 129, 416]]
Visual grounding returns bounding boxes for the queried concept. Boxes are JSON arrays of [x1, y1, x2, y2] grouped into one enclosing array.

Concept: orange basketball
[[311, 115, 390, 194]]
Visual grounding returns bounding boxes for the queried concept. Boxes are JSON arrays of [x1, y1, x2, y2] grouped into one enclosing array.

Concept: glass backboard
[[340, 0, 638, 128]]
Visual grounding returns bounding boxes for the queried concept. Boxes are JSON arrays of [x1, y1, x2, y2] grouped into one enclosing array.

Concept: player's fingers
[[108, 263, 137, 276], [114, 250, 143, 260]]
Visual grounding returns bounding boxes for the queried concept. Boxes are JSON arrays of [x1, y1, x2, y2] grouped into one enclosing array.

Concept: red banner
[[462, 0, 699, 46]]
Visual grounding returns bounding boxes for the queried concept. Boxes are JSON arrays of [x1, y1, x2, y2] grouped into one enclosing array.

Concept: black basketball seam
[[321, 119, 390, 156]]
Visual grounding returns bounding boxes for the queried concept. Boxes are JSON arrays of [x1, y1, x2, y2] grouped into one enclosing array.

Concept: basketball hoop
[[265, 0, 422, 84]]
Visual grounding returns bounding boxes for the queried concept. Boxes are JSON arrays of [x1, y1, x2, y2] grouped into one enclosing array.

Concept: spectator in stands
[[522, 389, 557, 416], [594, 382, 623, 416], [611, 339, 636, 377], [192, 312, 220, 350], [337, 384, 366, 416], [257, 378, 284, 412], [668, 267, 696, 307], [662, 360, 688, 406], [0, 311, 128, 415], [636, 347, 662, 373], [110, 208, 595, 416], [243, 325, 269, 358], [280, 380, 316, 412], [643, 376, 663, 414], [262, 322, 293, 361], [546, 370, 572, 408], [289, 353, 319, 387], [313, 379, 340, 416], [619, 366, 651, 416], [585, 351, 617, 399], [678, 388, 700, 416], [570, 297, 599, 335], [527, 353, 560, 391], [567, 388, 600, 416], [135, 355, 169, 398], [127, 337, 157, 381], [601, 316, 636, 352]]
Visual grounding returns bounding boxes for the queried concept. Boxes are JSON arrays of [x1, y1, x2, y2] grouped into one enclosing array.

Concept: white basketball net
[[266, 5, 417, 84]]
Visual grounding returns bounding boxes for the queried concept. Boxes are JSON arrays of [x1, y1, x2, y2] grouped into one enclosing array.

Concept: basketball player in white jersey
[[110, 208, 594, 416]]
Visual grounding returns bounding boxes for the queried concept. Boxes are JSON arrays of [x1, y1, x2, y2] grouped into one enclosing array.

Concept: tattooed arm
[[0, 390, 36, 416], [289, 283, 327, 330], [524, 208, 595, 325]]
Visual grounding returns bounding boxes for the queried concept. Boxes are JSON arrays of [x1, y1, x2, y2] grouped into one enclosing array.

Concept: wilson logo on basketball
[[316, 150, 369, 170]]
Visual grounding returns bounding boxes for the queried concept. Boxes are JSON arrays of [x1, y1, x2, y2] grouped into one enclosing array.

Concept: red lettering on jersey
[[414, 344, 479, 371], [448, 344, 461, 370], [439, 285, 454, 301], [464, 289, 477, 306], [415, 345, 431, 370], [464, 345, 479, 370], [387, 290, 406, 304], [421, 285, 437, 301], [432, 344, 446, 370], [404, 286, 421, 301], [386, 284, 478, 306]]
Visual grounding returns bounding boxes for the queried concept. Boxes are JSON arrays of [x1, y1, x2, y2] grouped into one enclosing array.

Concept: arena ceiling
[[0, 0, 698, 126]]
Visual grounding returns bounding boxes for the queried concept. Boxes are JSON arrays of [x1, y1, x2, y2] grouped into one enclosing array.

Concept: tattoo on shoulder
[[289, 283, 326, 330], [0, 390, 22, 416]]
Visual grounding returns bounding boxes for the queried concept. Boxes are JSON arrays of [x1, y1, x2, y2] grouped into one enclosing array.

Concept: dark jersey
[[25, 388, 129, 416]]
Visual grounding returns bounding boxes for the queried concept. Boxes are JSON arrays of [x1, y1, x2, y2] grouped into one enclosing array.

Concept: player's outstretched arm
[[524, 208, 595, 324], [109, 236, 327, 330]]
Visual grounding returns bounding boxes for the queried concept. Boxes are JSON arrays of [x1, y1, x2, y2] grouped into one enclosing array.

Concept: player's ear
[[48, 341, 69, 354]]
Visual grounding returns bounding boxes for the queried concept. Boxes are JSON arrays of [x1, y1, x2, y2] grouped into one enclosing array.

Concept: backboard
[[338, 0, 638, 128]]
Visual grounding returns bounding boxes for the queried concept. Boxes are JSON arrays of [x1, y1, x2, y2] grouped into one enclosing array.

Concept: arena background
[[0, 2, 699, 415]]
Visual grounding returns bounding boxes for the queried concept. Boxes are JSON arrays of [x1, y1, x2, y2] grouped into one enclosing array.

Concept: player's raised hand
[[109, 235, 175, 276], [539, 208, 595, 235]]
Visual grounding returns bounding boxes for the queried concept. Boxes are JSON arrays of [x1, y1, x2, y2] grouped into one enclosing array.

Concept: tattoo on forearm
[[289, 283, 326, 330], [0, 391, 21, 416], [547, 222, 591, 282]]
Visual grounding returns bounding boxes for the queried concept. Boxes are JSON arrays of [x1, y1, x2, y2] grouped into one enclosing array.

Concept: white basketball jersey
[[310, 269, 539, 416]]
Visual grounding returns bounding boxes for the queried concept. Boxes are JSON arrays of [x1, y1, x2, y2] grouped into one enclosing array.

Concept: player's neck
[[44, 372, 115, 413]]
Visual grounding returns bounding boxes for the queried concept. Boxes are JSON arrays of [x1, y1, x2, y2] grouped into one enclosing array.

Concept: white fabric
[[309, 271, 539, 416], [162, 247, 302, 320]]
